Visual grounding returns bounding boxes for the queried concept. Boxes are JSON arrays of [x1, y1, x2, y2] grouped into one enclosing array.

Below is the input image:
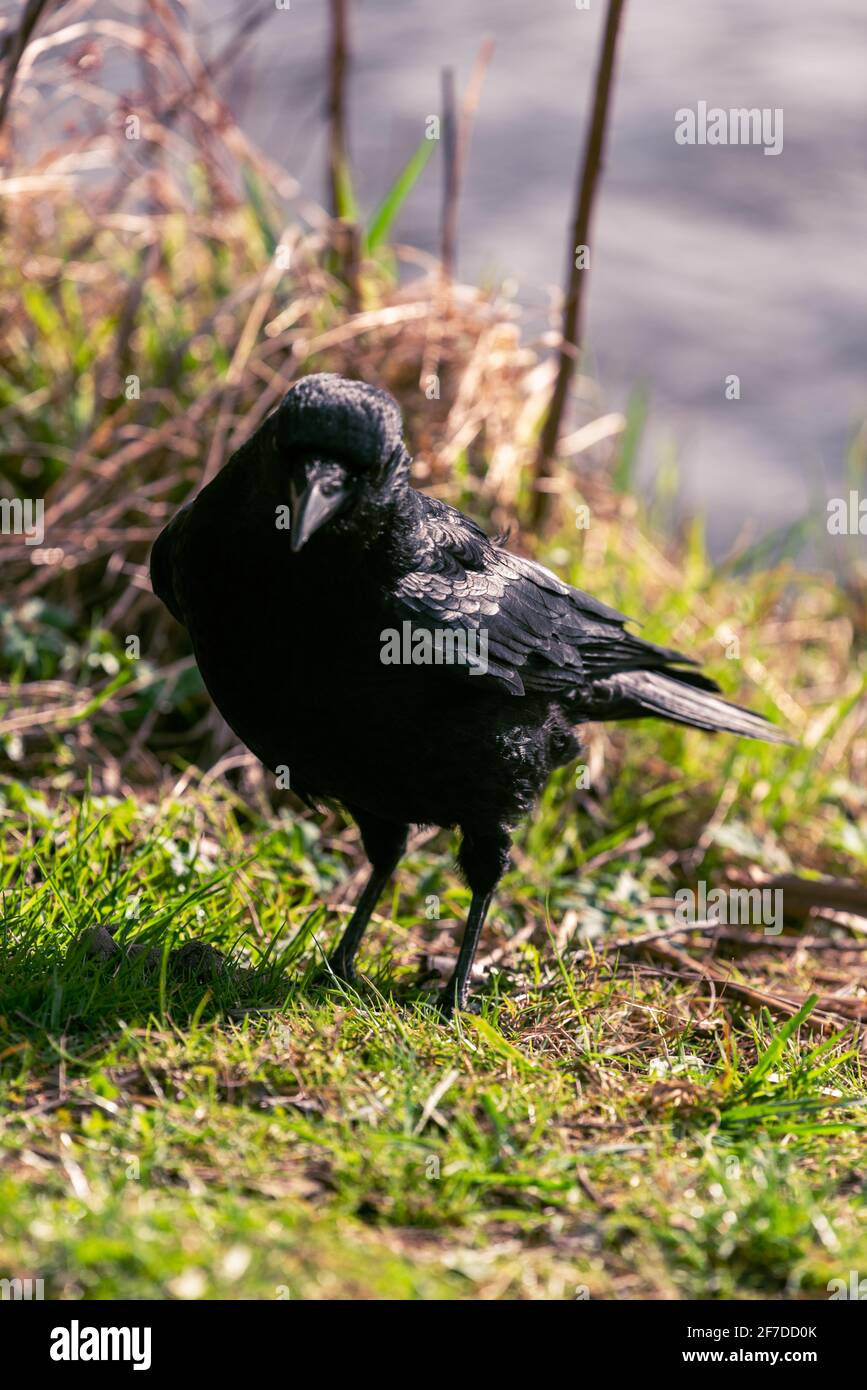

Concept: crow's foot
[[436, 986, 481, 1019]]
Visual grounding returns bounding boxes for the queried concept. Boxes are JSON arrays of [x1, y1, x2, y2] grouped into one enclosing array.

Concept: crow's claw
[[436, 988, 480, 1019]]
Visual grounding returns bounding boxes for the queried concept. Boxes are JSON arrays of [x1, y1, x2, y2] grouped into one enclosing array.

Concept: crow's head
[[271, 374, 410, 552]]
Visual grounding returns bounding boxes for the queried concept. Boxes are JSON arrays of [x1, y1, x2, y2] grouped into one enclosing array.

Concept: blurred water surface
[[206, 0, 867, 548]]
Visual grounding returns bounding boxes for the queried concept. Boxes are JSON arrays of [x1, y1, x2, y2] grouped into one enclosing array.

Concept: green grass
[[2, 776, 865, 1300], [2, 39, 866, 1299]]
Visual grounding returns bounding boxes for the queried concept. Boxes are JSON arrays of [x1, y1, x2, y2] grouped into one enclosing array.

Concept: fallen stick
[[637, 937, 865, 1036], [724, 871, 867, 921]]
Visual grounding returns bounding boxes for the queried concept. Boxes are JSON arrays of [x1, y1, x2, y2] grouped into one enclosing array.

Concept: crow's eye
[[319, 476, 346, 497]]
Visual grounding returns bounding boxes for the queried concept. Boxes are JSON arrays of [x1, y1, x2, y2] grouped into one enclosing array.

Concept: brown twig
[[439, 37, 495, 281], [689, 926, 867, 953], [422, 39, 494, 391], [439, 68, 457, 279], [531, 0, 628, 530], [638, 937, 865, 1036], [0, 0, 61, 137], [569, 917, 727, 963], [326, 0, 350, 219], [724, 871, 867, 922]]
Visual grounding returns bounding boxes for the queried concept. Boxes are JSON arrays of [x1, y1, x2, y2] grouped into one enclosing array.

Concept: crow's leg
[[439, 827, 512, 1015], [327, 811, 408, 985]]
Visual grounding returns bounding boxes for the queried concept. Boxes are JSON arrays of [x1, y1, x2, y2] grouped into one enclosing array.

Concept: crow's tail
[[587, 668, 792, 744]]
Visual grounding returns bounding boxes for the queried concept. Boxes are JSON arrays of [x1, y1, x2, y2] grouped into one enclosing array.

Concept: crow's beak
[[288, 468, 347, 552]]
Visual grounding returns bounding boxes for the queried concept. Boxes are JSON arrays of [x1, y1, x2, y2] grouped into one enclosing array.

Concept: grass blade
[[367, 139, 434, 252]]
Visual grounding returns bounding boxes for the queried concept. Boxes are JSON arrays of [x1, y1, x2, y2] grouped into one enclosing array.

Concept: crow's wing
[[391, 499, 704, 698]]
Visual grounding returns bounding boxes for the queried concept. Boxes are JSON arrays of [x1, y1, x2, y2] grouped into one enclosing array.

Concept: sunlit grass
[[1, 787, 865, 1299], [1, 0, 866, 1299]]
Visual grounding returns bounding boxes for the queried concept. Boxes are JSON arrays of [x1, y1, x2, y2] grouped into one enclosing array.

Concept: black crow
[[151, 373, 788, 1013]]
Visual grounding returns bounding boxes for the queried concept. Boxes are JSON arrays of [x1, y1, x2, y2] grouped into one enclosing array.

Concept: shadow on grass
[[0, 916, 457, 1093]]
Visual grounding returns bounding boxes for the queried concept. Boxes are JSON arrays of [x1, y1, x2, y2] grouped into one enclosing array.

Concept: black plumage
[[151, 373, 789, 1013]]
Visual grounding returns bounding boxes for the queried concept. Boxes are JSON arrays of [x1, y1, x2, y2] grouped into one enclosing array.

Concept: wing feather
[[391, 498, 701, 699]]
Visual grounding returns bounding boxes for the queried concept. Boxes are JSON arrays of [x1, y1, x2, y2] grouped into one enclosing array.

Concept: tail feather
[[589, 668, 792, 745]]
